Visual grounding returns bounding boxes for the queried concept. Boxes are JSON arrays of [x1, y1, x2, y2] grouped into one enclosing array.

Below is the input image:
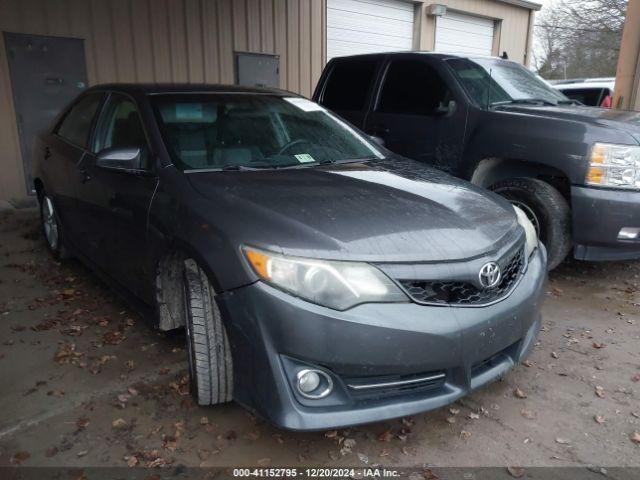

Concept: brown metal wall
[[417, 0, 534, 65], [0, 0, 326, 201]]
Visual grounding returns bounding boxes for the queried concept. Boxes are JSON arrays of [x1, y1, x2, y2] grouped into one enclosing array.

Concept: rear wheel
[[39, 193, 68, 260], [491, 177, 571, 270], [182, 259, 233, 405]]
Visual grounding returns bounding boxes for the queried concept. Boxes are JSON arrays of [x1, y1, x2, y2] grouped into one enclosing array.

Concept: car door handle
[[44, 147, 52, 160], [79, 167, 91, 184]]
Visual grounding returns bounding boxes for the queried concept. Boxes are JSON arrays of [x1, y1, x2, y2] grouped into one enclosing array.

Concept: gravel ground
[[0, 208, 639, 473]]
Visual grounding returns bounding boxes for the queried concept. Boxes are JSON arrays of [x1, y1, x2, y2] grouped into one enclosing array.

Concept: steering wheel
[[277, 138, 312, 155]]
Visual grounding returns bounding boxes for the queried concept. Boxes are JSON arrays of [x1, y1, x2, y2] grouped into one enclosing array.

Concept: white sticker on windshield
[[283, 97, 325, 112], [294, 153, 316, 163]]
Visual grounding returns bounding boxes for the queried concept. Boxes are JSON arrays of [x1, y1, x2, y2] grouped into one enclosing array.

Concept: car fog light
[[296, 369, 333, 399], [618, 227, 640, 240]]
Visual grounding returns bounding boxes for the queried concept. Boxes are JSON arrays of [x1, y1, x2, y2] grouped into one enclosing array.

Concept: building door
[[326, 0, 415, 61], [434, 11, 496, 56], [3, 32, 88, 193]]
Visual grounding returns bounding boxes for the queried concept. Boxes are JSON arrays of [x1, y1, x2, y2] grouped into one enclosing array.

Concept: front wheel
[[182, 259, 233, 405], [491, 177, 571, 270]]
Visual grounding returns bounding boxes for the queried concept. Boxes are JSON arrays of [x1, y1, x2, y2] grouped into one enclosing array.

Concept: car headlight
[[243, 247, 408, 310], [586, 142, 640, 189], [513, 206, 538, 257]]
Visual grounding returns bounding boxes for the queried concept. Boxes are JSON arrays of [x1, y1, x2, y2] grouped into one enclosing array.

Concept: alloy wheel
[[42, 196, 59, 251]]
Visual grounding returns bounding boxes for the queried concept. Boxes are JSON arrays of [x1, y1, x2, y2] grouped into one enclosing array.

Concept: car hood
[[186, 157, 519, 262], [497, 104, 640, 142]]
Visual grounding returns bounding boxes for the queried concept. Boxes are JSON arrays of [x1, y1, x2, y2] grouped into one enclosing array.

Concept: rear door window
[[377, 59, 450, 115], [559, 88, 605, 106], [56, 93, 104, 148], [321, 58, 379, 111]]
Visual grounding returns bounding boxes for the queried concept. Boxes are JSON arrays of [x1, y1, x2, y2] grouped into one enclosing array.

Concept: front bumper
[[572, 185, 640, 261], [218, 246, 547, 431]]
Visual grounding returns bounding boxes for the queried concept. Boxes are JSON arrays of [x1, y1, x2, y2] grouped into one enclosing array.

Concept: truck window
[[559, 88, 605, 107], [377, 59, 450, 115], [321, 58, 378, 111]]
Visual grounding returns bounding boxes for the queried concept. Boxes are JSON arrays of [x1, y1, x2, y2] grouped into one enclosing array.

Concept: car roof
[[328, 51, 508, 63], [554, 81, 615, 91], [84, 83, 294, 96]]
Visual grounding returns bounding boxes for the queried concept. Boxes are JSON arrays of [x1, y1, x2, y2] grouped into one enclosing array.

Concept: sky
[[531, 0, 554, 70]]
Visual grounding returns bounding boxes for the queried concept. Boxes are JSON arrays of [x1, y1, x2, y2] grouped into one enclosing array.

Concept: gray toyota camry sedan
[[33, 84, 546, 430]]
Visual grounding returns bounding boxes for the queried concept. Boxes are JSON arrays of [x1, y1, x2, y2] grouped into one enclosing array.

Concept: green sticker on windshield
[[294, 153, 316, 163]]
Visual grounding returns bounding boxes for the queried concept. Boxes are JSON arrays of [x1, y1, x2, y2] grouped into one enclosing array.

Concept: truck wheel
[[39, 193, 69, 260], [491, 178, 571, 270], [182, 259, 233, 405]]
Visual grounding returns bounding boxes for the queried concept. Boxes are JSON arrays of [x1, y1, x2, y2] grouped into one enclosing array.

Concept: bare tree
[[535, 0, 627, 79]]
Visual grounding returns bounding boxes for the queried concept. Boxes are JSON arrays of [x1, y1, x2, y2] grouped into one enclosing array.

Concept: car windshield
[[152, 94, 383, 171], [446, 57, 570, 108]]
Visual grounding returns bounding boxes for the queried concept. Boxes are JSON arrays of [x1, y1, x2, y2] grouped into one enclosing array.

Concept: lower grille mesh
[[399, 248, 525, 306]]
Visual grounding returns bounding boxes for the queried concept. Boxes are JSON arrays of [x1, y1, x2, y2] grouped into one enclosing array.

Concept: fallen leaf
[[514, 387, 527, 399], [521, 408, 536, 419], [11, 451, 30, 464], [401, 446, 415, 456], [522, 360, 533, 367], [555, 437, 571, 445], [377, 430, 393, 442], [445, 416, 456, 424], [460, 430, 472, 440], [449, 407, 460, 415], [112, 418, 128, 430], [631, 374, 640, 383], [595, 385, 605, 398], [594, 415, 606, 424], [126, 455, 139, 467], [468, 412, 480, 420], [551, 351, 559, 359], [77, 450, 88, 457], [592, 342, 605, 349], [325, 430, 338, 439], [507, 466, 525, 478], [76, 417, 90, 429], [401, 417, 415, 427], [631, 432, 640, 444], [357, 452, 369, 464], [45, 446, 58, 457], [200, 416, 209, 425]]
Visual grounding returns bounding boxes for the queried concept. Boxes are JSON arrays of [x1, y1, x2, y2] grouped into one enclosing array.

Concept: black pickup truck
[[313, 52, 640, 269]]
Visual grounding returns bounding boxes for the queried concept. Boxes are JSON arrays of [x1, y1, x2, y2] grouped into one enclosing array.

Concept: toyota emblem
[[479, 262, 501, 289]]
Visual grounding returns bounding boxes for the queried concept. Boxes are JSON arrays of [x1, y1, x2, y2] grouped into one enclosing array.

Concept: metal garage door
[[327, 0, 415, 61], [434, 11, 495, 56]]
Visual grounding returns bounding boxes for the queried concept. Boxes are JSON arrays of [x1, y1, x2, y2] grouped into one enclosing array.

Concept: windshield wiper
[[491, 98, 558, 107], [316, 157, 377, 166]]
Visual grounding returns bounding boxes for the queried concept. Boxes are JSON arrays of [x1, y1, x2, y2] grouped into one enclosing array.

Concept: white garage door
[[434, 11, 495, 56], [326, 0, 415, 61]]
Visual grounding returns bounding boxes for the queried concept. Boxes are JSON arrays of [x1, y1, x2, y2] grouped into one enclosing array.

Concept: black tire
[[39, 192, 69, 260], [491, 177, 571, 270], [182, 259, 233, 405]]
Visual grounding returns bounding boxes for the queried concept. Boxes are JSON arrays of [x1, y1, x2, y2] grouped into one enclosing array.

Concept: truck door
[[364, 56, 467, 175]]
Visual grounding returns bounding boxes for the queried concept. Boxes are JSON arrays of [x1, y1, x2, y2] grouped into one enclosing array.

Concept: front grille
[[399, 248, 525, 306]]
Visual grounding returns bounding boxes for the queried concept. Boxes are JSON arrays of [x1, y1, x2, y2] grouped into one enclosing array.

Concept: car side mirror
[[368, 135, 385, 147], [434, 100, 456, 116], [96, 147, 142, 171]]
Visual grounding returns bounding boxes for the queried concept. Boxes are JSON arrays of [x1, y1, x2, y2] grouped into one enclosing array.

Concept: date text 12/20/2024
[[232, 468, 401, 478]]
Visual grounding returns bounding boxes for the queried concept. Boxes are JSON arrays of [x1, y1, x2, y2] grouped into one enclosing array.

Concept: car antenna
[[486, 68, 493, 110]]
